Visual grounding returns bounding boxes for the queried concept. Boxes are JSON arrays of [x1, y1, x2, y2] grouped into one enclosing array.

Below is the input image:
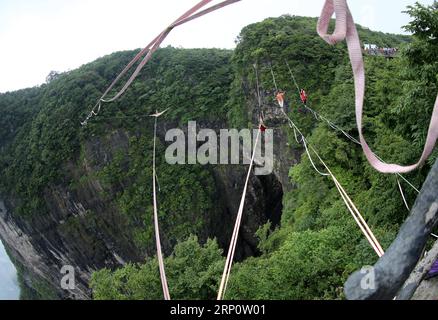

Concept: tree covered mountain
[[0, 3, 437, 300]]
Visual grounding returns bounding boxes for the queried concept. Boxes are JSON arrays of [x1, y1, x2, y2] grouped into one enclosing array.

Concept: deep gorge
[[1, 10, 437, 300]]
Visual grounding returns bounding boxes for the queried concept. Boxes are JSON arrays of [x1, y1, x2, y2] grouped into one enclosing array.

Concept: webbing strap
[[82, 0, 242, 125], [397, 177, 411, 212], [151, 110, 171, 300], [284, 62, 420, 211], [217, 129, 261, 300], [317, 0, 438, 174], [270, 64, 279, 92], [284, 111, 384, 257]]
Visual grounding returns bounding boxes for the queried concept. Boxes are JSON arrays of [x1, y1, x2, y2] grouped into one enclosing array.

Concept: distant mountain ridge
[[0, 13, 435, 300]]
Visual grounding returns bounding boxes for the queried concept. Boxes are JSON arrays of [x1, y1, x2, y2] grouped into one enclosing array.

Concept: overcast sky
[[0, 240, 19, 300], [0, 0, 435, 93]]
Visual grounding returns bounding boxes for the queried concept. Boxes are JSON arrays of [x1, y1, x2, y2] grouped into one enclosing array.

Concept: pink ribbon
[[318, 0, 438, 174], [83, 0, 242, 124]]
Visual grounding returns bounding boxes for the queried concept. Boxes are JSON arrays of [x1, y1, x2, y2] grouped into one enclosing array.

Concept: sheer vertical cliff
[[1, 14, 429, 300]]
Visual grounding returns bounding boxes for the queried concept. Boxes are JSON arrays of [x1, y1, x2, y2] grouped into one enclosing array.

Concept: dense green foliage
[[0, 48, 233, 296], [223, 7, 434, 300], [1, 4, 437, 301], [90, 6, 436, 300], [91, 236, 224, 300], [0, 47, 232, 219], [97, 134, 217, 252]]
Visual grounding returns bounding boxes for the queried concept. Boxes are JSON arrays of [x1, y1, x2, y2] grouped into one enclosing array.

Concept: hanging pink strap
[[82, 0, 242, 125], [92, 0, 241, 105], [100, 0, 214, 103], [317, 0, 438, 174]]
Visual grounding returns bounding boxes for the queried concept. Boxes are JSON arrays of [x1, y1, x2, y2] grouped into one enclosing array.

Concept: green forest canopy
[[91, 5, 438, 300], [0, 2, 437, 300]]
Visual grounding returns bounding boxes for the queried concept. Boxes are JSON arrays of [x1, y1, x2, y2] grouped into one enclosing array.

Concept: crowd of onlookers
[[363, 44, 398, 57]]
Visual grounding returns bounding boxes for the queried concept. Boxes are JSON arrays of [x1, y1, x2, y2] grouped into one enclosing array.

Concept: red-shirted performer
[[300, 89, 308, 105], [276, 91, 286, 108], [259, 115, 267, 132]]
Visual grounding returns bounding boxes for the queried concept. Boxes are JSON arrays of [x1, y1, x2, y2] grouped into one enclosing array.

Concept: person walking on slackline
[[276, 90, 286, 109], [259, 119, 267, 132], [300, 89, 308, 105]]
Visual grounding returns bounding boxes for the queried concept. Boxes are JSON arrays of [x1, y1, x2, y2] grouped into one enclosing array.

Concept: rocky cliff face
[[413, 278, 438, 300], [0, 130, 140, 299], [0, 87, 297, 299], [0, 130, 148, 299]]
